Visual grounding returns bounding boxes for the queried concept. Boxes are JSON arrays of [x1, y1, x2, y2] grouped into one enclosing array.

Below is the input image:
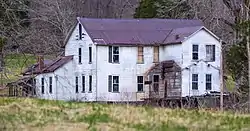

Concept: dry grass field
[[1, 97, 250, 131]]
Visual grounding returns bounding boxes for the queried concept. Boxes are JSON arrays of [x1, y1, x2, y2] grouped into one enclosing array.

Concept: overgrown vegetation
[[1, 98, 250, 131]]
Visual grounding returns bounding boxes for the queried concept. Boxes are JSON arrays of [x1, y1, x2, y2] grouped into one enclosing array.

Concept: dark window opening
[[78, 48, 82, 64], [192, 74, 198, 90], [89, 75, 92, 92], [89, 47, 92, 63], [108, 46, 119, 63], [137, 76, 144, 92], [153, 75, 159, 92], [76, 76, 79, 93], [49, 77, 52, 94], [108, 75, 119, 92], [206, 74, 212, 90], [41, 78, 44, 94], [79, 24, 82, 40], [192, 45, 199, 60], [82, 75, 85, 93]]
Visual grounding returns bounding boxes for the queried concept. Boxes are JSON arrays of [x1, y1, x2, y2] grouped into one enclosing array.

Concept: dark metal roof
[[78, 18, 203, 45], [22, 55, 73, 75]]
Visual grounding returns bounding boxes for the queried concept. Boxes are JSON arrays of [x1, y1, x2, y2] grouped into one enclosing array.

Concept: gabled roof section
[[77, 17, 204, 45], [22, 55, 73, 75]]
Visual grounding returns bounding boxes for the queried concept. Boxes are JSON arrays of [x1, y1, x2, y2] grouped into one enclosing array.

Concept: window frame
[[79, 23, 82, 40], [137, 76, 144, 92], [205, 74, 212, 90], [192, 74, 198, 90], [108, 75, 120, 93], [192, 45, 199, 61], [108, 46, 119, 63], [205, 45, 215, 62], [76, 76, 79, 93], [153, 46, 159, 63], [78, 48, 82, 64], [41, 78, 44, 94], [153, 74, 160, 92], [137, 46, 144, 64], [49, 77, 52, 94]]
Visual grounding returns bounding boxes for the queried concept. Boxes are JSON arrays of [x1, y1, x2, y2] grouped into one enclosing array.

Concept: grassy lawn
[[0, 98, 250, 131]]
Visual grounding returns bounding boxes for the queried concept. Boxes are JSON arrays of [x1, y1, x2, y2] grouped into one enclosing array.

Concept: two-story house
[[22, 17, 223, 102]]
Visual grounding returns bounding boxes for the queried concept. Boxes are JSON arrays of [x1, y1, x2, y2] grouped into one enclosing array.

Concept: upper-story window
[[153, 46, 159, 63], [78, 48, 82, 64], [192, 45, 199, 60], [206, 45, 215, 61], [137, 46, 144, 64], [79, 24, 82, 40], [89, 46, 92, 63], [108, 46, 119, 63]]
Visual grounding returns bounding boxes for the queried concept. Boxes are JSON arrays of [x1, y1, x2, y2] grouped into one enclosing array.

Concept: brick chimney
[[37, 55, 45, 71]]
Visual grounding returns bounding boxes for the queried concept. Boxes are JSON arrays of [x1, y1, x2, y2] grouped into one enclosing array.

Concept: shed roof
[[22, 55, 73, 75], [77, 18, 204, 45]]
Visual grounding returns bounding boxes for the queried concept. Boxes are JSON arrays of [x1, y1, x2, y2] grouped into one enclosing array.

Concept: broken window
[[192, 74, 198, 90], [153, 75, 159, 92], [108, 46, 119, 63], [108, 75, 119, 92], [49, 77, 52, 94], [153, 46, 159, 62], [192, 45, 199, 60], [206, 45, 215, 61], [137, 76, 144, 92], [137, 46, 144, 63], [206, 74, 212, 90]]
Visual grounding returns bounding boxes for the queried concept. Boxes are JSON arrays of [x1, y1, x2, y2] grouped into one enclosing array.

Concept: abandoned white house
[[16, 18, 223, 102]]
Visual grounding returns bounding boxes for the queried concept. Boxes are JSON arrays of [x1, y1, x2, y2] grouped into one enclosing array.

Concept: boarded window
[[78, 48, 82, 64], [76, 76, 79, 93], [82, 75, 85, 93], [89, 47, 92, 63], [89, 76, 92, 92], [192, 45, 199, 60], [41, 78, 44, 94], [137, 76, 144, 92], [108, 46, 119, 63], [108, 75, 119, 92], [192, 74, 198, 90], [137, 46, 144, 63], [49, 77, 52, 94], [153, 75, 159, 92], [206, 45, 215, 61], [153, 46, 159, 62], [206, 74, 212, 90]]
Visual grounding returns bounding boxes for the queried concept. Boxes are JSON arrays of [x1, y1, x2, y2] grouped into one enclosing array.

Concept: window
[[79, 24, 82, 40], [41, 78, 44, 94], [49, 77, 52, 94], [206, 74, 212, 90], [89, 47, 92, 63], [76, 76, 79, 93], [108, 75, 119, 92], [137, 76, 144, 92], [153, 46, 159, 62], [153, 75, 159, 92], [137, 46, 144, 63], [206, 45, 215, 61], [192, 74, 198, 90], [82, 75, 85, 93], [89, 76, 92, 92], [78, 48, 82, 64], [108, 46, 119, 63], [192, 45, 199, 60]]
